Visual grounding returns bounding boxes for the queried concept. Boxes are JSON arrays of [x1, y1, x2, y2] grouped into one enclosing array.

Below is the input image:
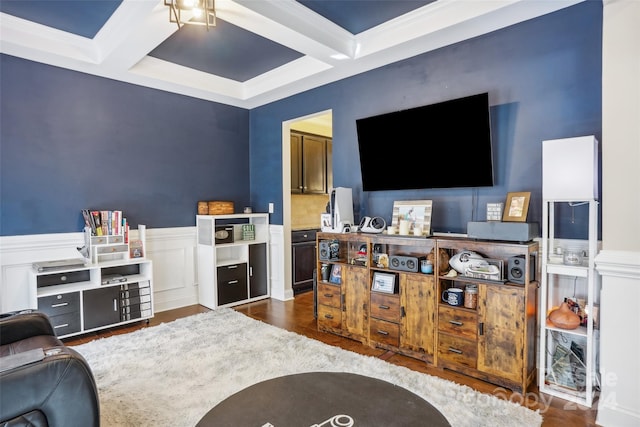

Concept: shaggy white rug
[[74, 309, 542, 427]]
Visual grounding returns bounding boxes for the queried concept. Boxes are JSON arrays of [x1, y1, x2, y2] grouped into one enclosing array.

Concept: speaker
[[467, 221, 539, 242], [507, 255, 536, 284], [389, 255, 424, 272], [319, 241, 331, 261]]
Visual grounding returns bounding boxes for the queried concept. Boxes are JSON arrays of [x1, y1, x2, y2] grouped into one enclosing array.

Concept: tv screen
[[356, 92, 494, 191]]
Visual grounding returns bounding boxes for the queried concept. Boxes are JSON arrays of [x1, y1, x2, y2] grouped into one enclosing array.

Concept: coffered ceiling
[[0, 0, 583, 108]]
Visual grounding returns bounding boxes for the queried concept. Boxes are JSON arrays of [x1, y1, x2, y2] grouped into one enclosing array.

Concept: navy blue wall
[[250, 2, 602, 238], [1, 55, 250, 236]]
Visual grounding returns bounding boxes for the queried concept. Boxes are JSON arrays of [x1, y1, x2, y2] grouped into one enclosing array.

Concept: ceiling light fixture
[[164, 0, 216, 30]]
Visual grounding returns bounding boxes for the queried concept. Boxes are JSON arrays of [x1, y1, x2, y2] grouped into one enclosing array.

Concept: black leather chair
[[0, 311, 100, 427]]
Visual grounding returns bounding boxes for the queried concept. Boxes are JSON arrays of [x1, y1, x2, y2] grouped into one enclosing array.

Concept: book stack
[[82, 209, 128, 240]]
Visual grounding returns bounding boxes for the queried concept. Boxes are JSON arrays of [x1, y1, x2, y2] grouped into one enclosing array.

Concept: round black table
[[197, 372, 451, 427]]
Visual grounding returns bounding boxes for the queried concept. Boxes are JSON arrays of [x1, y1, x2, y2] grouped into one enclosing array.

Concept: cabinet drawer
[[217, 263, 248, 305], [49, 312, 81, 337], [370, 293, 401, 323], [370, 318, 400, 347], [438, 333, 477, 369], [121, 281, 150, 291], [317, 283, 341, 309], [37, 270, 90, 288], [317, 304, 342, 330], [97, 244, 128, 254], [438, 306, 478, 340], [38, 292, 80, 317], [292, 229, 317, 243]]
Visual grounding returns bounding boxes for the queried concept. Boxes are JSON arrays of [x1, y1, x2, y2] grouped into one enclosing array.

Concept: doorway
[[282, 111, 333, 299]]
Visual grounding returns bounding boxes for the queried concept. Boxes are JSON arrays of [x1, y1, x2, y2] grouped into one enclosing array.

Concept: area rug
[[73, 309, 542, 427]]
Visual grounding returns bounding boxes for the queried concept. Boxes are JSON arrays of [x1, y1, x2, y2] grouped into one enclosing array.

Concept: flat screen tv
[[356, 92, 494, 191]]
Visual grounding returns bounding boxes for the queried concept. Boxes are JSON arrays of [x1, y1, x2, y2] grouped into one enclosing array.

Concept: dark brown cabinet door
[[290, 132, 330, 194], [302, 135, 327, 194], [291, 133, 303, 193]]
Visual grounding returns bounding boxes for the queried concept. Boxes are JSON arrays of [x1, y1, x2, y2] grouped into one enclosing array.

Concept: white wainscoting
[[595, 249, 640, 427], [0, 225, 287, 314]]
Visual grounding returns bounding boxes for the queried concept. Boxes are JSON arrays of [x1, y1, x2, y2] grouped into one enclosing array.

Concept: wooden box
[[208, 201, 234, 215]]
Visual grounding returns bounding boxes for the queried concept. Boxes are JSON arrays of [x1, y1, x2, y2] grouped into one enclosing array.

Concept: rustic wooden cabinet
[[436, 238, 538, 393], [316, 232, 538, 393], [316, 234, 369, 344], [290, 132, 331, 194]]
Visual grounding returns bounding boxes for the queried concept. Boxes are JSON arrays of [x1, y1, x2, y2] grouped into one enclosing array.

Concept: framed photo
[[329, 264, 342, 284], [502, 192, 531, 222], [371, 272, 397, 294], [391, 200, 433, 235]]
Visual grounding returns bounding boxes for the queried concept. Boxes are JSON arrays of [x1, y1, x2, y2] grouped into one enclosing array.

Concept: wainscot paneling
[[0, 226, 287, 314], [595, 249, 640, 427]]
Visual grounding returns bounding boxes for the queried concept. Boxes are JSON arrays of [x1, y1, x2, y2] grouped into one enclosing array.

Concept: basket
[[207, 201, 234, 215]]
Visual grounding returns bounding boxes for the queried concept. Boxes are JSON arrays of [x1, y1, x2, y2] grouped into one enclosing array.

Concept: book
[[91, 211, 103, 236]]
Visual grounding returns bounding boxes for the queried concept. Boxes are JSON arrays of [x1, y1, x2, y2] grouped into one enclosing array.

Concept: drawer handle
[[324, 314, 334, 319], [448, 347, 463, 354], [51, 302, 68, 308], [378, 305, 390, 310], [60, 275, 67, 282], [228, 280, 239, 285], [323, 293, 333, 298], [449, 320, 463, 326], [227, 265, 238, 269], [376, 330, 389, 336], [53, 323, 69, 329]]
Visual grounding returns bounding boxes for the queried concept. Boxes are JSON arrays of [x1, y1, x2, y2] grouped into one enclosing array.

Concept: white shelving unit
[[538, 199, 600, 407], [30, 258, 154, 338], [84, 224, 146, 264], [196, 213, 270, 309]]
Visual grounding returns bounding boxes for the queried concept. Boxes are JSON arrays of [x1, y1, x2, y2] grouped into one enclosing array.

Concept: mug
[[442, 288, 464, 306]]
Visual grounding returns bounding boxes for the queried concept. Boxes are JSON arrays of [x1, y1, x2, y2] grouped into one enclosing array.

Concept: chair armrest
[[0, 312, 56, 346], [0, 347, 100, 427]]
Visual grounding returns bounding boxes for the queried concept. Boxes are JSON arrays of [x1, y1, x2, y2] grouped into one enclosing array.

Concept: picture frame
[[502, 192, 531, 222], [391, 200, 433, 235], [371, 272, 397, 294], [328, 264, 342, 284]]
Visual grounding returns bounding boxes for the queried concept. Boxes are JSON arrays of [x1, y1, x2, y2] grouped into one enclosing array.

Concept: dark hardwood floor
[[65, 291, 599, 427]]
